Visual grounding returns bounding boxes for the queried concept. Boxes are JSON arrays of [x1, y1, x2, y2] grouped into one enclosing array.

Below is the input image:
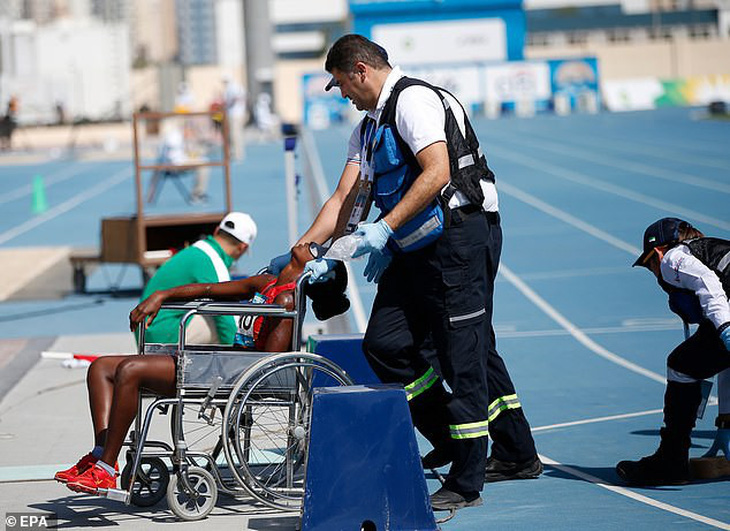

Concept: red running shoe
[[67, 464, 118, 494], [55, 453, 98, 483]]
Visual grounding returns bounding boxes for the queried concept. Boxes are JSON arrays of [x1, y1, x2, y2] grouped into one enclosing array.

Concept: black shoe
[[485, 456, 543, 482], [429, 487, 483, 511], [616, 452, 689, 486], [421, 448, 453, 469]]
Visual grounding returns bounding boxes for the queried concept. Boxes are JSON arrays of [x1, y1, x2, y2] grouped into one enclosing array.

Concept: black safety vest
[[379, 77, 495, 207], [659, 237, 730, 323]]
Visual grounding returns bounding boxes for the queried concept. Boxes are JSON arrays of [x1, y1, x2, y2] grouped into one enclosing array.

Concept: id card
[[344, 174, 372, 235]]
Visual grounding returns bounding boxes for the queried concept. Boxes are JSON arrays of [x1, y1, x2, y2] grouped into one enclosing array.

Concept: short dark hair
[[217, 228, 244, 245], [325, 34, 390, 74]]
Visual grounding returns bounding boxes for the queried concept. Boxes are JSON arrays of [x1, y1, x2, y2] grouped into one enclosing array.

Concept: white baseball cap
[[219, 212, 257, 245]]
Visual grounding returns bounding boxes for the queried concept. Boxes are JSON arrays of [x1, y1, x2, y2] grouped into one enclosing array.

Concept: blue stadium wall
[[349, 0, 526, 62]]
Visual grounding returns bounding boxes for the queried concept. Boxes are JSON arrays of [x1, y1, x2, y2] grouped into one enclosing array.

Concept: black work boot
[[485, 455, 543, 482], [616, 381, 701, 486], [430, 486, 483, 511], [616, 435, 690, 486]]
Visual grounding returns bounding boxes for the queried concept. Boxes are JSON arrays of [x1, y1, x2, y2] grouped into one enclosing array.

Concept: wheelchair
[[106, 273, 354, 520]]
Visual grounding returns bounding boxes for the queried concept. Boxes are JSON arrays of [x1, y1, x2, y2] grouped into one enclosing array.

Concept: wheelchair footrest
[[100, 488, 130, 503]]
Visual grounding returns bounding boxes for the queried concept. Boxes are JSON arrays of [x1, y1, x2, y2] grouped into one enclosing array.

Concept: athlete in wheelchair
[[55, 242, 352, 518]]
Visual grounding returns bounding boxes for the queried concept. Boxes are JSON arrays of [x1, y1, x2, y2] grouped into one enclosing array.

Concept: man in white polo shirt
[[269, 34, 540, 511]]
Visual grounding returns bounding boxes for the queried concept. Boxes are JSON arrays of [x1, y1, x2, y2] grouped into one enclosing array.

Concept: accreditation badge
[[345, 171, 372, 235]]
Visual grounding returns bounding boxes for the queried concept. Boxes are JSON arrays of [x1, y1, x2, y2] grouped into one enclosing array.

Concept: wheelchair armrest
[[160, 300, 296, 318]]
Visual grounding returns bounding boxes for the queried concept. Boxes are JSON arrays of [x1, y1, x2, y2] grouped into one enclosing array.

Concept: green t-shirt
[[140, 236, 236, 344]]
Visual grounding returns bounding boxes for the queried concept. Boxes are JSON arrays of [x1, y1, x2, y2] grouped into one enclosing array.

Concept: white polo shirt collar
[[368, 66, 405, 122]]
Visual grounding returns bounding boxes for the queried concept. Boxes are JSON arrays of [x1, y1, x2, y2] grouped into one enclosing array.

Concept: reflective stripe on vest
[[718, 250, 730, 273], [449, 420, 489, 440], [393, 213, 442, 250], [487, 394, 522, 423], [405, 367, 439, 401], [457, 147, 485, 170]]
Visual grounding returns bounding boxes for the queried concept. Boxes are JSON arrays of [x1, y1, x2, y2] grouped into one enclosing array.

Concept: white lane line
[[497, 322, 684, 339], [343, 262, 368, 333], [300, 129, 368, 333], [0, 162, 97, 206], [534, 408, 663, 432], [539, 454, 730, 530], [0, 167, 131, 246], [499, 264, 665, 384], [498, 181, 641, 255], [511, 265, 630, 281], [522, 127, 730, 172], [533, 400, 718, 433], [494, 147, 730, 231], [503, 131, 730, 194]]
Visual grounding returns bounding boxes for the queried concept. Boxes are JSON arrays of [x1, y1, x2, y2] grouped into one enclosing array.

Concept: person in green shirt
[[140, 211, 257, 345]]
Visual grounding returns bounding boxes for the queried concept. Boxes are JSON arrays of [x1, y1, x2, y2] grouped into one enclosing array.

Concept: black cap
[[324, 77, 338, 92], [304, 261, 350, 320], [633, 217, 686, 267]]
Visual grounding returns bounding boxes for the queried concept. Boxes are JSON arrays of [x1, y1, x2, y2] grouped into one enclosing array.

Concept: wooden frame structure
[[71, 110, 233, 291]]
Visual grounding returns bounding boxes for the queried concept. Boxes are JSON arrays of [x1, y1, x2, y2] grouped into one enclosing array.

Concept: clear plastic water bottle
[[323, 233, 365, 262]]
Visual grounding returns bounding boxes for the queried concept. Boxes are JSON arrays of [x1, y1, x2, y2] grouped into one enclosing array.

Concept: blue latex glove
[[364, 249, 392, 283], [267, 252, 291, 275], [303, 258, 337, 283], [720, 327, 730, 351], [352, 219, 393, 259], [703, 428, 730, 459]]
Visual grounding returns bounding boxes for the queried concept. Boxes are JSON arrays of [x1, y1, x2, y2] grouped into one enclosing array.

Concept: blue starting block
[[301, 384, 437, 531], [307, 334, 381, 385]]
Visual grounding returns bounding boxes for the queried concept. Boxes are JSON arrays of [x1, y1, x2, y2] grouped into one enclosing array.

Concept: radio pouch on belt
[[371, 125, 444, 253]]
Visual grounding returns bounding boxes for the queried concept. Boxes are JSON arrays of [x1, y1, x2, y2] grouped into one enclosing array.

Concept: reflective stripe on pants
[[405, 367, 439, 401], [487, 393, 522, 423], [450, 420, 489, 440]]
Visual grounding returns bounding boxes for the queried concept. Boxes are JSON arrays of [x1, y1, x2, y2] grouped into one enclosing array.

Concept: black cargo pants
[[363, 207, 490, 495]]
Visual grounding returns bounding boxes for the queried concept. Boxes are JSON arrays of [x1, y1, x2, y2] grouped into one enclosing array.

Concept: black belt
[[447, 204, 499, 226], [454, 204, 482, 216]]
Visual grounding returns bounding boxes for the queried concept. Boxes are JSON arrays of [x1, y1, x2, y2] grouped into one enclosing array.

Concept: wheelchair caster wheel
[[120, 456, 169, 507], [167, 467, 218, 521]]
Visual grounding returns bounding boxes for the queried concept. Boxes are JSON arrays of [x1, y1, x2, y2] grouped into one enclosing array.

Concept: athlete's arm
[[662, 248, 730, 329], [130, 275, 274, 331]]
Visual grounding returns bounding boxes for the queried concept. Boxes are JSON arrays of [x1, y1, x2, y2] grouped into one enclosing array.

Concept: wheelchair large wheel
[[222, 352, 353, 510], [167, 466, 218, 521], [120, 456, 169, 507], [171, 403, 225, 469]]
